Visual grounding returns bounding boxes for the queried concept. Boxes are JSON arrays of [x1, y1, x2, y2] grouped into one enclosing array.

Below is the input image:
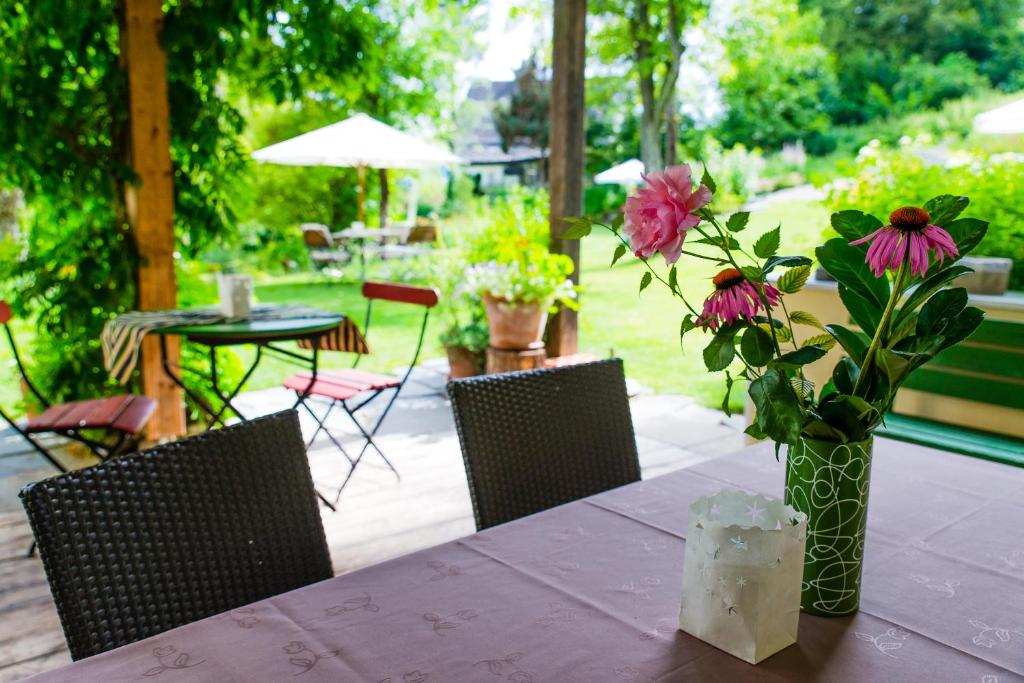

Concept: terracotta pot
[[483, 294, 548, 350], [446, 345, 482, 379]]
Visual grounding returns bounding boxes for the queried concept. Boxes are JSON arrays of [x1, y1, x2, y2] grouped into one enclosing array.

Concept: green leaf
[[830, 210, 883, 242], [801, 418, 848, 443], [944, 217, 988, 258], [789, 310, 824, 329], [777, 265, 811, 294], [740, 265, 763, 282], [703, 324, 740, 371], [611, 213, 625, 232], [753, 226, 781, 259], [740, 325, 774, 367], [639, 271, 653, 293], [791, 376, 815, 400], [679, 314, 696, 349], [772, 345, 827, 368], [831, 356, 860, 395], [668, 265, 679, 293], [693, 235, 740, 250], [816, 238, 890, 308], [916, 287, 968, 338], [923, 195, 969, 226], [726, 211, 750, 232], [700, 165, 717, 194], [611, 243, 627, 266], [721, 370, 735, 416], [838, 284, 882, 337], [561, 217, 592, 239], [824, 324, 867, 363], [937, 306, 984, 351], [802, 333, 837, 350], [762, 255, 812, 276], [744, 422, 768, 440], [819, 395, 869, 442], [876, 348, 913, 388], [748, 367, 804, 444], [895, 264, 973, 326]]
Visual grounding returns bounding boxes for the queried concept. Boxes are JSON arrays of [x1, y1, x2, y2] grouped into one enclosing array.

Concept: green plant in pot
[[440, 318, 489, 378], [567, 164, 988, 617], [465, 243, 578, 350]]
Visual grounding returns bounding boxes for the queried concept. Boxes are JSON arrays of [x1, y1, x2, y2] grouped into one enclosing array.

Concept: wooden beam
[[122, 0, 185, 438], [546, 0, 587, 358]]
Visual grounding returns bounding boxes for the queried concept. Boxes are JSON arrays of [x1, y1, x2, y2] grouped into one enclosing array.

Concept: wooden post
[[357, 165, 367, 225], [547, 0, 586, 358], [122, 0, 185, 438]]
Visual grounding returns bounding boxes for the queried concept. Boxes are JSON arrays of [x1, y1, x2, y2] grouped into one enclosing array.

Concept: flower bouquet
[[565, 163, 989, 616]]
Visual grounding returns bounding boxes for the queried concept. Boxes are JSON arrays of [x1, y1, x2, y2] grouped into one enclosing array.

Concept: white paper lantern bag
[[679, 490, 807, 664], [217, 273, 253, 320]]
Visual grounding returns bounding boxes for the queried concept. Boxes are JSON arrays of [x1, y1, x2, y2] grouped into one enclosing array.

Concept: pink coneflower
[[849, 207, 959, 277], [698, 268, 781, 330]]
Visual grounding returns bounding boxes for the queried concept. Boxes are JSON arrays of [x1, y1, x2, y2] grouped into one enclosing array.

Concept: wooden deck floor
[[0, 372, 745, 681]]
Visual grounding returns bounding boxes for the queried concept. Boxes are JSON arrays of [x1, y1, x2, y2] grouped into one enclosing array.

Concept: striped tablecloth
[[102, 305, 368, 384]]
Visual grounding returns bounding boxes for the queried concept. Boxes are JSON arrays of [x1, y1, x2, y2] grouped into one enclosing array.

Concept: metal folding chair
[[282, 282, 439, 504], [0, 301, 156, 473]]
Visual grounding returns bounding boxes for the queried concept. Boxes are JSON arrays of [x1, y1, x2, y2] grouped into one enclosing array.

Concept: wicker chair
[[20, 410, 333, 660], [448, 358, 641, 530]]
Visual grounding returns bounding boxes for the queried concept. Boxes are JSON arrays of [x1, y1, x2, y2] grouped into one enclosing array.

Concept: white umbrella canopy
[[973, 98, 1024, 135], [252, 113, 462, 224], [251, 113, 462, 168], [594, 158, 645, 185]]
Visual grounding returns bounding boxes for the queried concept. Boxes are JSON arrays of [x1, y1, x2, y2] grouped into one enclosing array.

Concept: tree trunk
[[378, 168, 389, 227], [640, 111, 663, 172], [664, 95, 678, 167]]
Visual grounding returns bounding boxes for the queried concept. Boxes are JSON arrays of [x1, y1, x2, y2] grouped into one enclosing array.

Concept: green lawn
[[1, 199, 829, 418]]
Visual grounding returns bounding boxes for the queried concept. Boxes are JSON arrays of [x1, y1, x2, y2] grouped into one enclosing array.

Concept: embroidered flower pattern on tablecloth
[[227, 606, 260, 628], [426, 560, 462, 581], [282, 640, 339, 676], [423, 609, 478, 635], [908, 573, 959, 598], [969, 619, 1024, 648], [141, 645, 205, 677], [535, 602, 591, 628], [299, 593, 380, 629], [854, 627, 910, 659], [639, 620, 677, 641], [474, 652, 533, 682], [378, 670, 430, 682], [619, 576, 662, 601]]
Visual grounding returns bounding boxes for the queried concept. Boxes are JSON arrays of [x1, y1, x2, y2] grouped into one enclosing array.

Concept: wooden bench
[[877, 318, 1024, 466]]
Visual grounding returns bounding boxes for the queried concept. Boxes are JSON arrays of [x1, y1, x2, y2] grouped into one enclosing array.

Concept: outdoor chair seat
[[284, 368, 400, 401], [27, 394, 156, 435]]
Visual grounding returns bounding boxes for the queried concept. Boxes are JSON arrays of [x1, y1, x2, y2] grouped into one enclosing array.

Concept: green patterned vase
[[784, 436, 874, 617]]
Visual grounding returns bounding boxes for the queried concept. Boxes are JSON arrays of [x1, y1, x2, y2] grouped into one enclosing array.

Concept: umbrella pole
[[357, 165, 366, 226]]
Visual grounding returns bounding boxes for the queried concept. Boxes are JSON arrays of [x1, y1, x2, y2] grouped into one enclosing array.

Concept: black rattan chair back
[[20, 410, 333, 660], [449, 358, 641, 530]]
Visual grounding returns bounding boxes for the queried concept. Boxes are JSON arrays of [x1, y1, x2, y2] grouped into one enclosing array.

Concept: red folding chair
[[0, 301, 157, 473], [283, 282, 439, 503]]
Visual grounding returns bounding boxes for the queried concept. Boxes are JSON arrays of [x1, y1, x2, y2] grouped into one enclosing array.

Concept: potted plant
[[465, 245, 578, 349], [567, 163, 988, 617], [440, 319, 488, 378]]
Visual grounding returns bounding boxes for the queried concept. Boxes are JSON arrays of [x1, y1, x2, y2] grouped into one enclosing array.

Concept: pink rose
[[622, 164, 712, 265]]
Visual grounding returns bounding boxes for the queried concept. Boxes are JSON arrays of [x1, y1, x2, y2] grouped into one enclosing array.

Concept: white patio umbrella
[[594, 158, 645, 186], [252, 113, 462, 223], [973, 98, 1024, 135]]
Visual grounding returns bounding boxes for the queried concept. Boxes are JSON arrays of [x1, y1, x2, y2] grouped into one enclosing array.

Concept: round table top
[[155, 315, 344, 341]]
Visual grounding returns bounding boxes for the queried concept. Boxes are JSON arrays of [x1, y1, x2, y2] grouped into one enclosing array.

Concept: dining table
[[26, 437, 1024, 682]]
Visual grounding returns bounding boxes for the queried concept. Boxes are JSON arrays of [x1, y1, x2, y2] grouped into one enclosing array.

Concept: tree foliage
[[0, 0, 439, 403], [493, 54, 550, 154]]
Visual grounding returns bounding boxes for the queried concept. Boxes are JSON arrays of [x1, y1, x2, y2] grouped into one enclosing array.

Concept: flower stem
[[852, 260, 911, 397], [599, 223, 701, 317]]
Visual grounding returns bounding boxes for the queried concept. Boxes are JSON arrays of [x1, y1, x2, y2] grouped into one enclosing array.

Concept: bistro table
[[26, 438, 1024, 681], [154, 313, 347, 427]]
